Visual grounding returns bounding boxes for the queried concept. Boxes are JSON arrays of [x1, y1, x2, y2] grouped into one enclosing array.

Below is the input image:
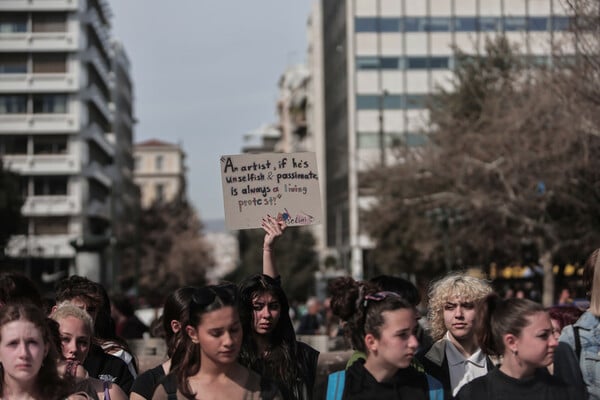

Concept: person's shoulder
[[455, 374, 489, 399], [296, 340, 320, 357]]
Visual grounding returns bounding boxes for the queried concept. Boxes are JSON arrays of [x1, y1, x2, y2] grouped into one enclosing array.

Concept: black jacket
[[417, 338, 495, 400], [342, 360, 430, 400], [83, 343, 134, 394]]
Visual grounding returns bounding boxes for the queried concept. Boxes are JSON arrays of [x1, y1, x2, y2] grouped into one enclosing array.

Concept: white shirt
[[445, 332, 488, 396]]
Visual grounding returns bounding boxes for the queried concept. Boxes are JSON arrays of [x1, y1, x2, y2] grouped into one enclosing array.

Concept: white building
[[316, 0, 576, 279], [0, 0, 137, 290], [133, 139, 186, 208]]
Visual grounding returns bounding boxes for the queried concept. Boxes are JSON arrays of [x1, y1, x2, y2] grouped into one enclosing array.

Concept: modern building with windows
[[133, 139, 187, 208], [317, 0, 576, 279], [0, 0, 137, 289]]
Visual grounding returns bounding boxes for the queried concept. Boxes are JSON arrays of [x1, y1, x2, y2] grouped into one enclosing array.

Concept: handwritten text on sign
[[220, 152, 322, 230]]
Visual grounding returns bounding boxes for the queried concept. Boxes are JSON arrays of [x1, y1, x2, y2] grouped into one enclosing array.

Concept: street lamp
[[378, 89, 389, 167]]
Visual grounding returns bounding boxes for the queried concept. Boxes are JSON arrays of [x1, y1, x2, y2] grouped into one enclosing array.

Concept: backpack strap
[[574, 326, 581, 361], [162, 374, 178, 400], [326, 370, 346, 400], [426, 374, 444, 400]]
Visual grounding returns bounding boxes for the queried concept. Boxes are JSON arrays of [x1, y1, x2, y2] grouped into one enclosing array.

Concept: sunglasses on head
[[363, 291, 401, 307], [191, 284, 237, 307]]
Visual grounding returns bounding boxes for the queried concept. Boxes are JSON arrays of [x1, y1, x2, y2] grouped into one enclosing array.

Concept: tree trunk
[[540, 250, 554, 307]]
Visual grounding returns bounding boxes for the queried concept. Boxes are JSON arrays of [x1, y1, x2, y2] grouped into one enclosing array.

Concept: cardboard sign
[[220, 152, 322, 230]]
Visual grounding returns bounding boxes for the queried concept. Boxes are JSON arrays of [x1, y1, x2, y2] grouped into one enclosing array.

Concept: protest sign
[[220, 152, 322, 230]]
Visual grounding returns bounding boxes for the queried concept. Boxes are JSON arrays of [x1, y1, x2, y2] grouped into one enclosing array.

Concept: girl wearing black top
[[456, 294, 581, 400]]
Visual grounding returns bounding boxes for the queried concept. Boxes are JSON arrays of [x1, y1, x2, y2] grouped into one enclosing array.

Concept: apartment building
[[318, 0, 576, 279], [133, 139, 186, 208], [0, 0, 136, 289]]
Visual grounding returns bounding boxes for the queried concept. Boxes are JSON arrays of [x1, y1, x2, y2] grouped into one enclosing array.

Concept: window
[[357, 132, 380, 149], [0, 54, 27, 74], [155, 183, 165, 203], [32, 53, 67, 73], [0, 13, 27, 33], [32, 12, 66, 33], [155, 155, 164, 171], [355, 17, 378, 32], [426, 17, 451, 32], [407, 57, 428, 69], [528, 17, 549, 31], [405, 94, 427, 109], [33, 176, 68, 196], [379, 18, 401, 32], [479, 17, 501, 31], [33, 94, 67, 113], [356, 95, 380, 110], [0, 136, 28, 155], [32, 217, 69, 235], [134, 156, 141, 171], [454, 17, 477, 32], [429, 57, 450, 69], [552, 16, 571, 31], [33, 135, 68, 154], [356, 57, 380, 69], [404, 17, 422, 32], [504, 17, 527, 31], [0, 95, 27, 114], [380, 57, 400, 69]]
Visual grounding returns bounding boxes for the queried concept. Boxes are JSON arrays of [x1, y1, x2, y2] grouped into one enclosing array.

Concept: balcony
[[3, 154, 79, 175], [22, 195, 80, 216], [0, 0, 79, 11], [82, 123, 115, 157], [6, 234, 76, 259], [83, 160, 111, 188], [82, 46, 111, 87], [83, 83, 112, 122], [0, 32, 78, 52], [0, 114, 78, 133], [0, 73, 78, 93], [81, 6, 111, 58], [86, 198, 110, 220]]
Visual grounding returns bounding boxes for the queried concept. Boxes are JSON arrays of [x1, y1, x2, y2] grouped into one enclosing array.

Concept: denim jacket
[[560, 310, 600, 400]]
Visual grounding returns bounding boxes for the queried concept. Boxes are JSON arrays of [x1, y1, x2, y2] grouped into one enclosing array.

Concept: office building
[[318, 0, 576, 278]]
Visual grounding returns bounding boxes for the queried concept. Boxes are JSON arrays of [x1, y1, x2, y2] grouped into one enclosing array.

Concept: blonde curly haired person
[[417, 272, 493, 399]]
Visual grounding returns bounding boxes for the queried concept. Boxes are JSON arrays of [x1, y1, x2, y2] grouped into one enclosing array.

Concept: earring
[[512, 349, 518, 356]]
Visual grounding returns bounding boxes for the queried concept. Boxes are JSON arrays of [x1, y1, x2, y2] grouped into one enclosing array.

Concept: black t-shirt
[[131, 364, 166, 399], [456, 367, 578, 400], [83, 343, 134, 394]]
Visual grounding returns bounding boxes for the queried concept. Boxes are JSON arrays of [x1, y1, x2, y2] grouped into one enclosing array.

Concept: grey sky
[[110, 1, 312, 221]]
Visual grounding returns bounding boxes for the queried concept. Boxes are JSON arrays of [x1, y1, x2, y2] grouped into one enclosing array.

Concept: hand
[[262, 214, 286, 250]]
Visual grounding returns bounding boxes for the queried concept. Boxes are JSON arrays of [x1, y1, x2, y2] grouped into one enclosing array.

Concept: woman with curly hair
[[236, 215, 319, 400], [417, 272, 493, 399]]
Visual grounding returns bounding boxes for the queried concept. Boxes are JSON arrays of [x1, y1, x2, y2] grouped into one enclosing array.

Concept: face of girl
[[187, 306, 242, 366], [58, 315, 91, 364], [513, 311, 557, 368], [0, 319, 48, 385], [251, 292, 281, 335], [370, 308, 419, 370], [443, 295, 477, 343]]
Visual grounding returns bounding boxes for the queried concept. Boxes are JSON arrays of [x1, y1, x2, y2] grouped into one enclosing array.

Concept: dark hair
[[0, 272, 43, 308], [0, 304, 71, 399], [370, 275, 421, 306], [54, 275, 103, 310], [162, 287, 195, 358], [476, 293, 545, 356], [329, 277, 415, 353], [172, 284, 238, 400], [547, 305, 583, 331], [111, 294, 135, 317], [237, 274, 304, 400]]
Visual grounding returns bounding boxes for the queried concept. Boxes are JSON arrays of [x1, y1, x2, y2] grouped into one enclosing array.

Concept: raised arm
[[261, 214, 286, 278]]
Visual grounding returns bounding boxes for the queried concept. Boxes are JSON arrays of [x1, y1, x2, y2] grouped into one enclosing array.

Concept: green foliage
[[0, 160, 24, 256], [231, 226, 318, 302]]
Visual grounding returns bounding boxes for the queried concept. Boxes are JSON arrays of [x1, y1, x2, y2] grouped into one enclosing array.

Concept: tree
[[363, 35, 600, 304], [227, 226, 319, 303], [119, 199, 213, 302], [0, 159, 24, 256]]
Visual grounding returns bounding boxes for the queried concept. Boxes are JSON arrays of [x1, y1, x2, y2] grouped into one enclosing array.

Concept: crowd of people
[[0, 219, 598, 399]]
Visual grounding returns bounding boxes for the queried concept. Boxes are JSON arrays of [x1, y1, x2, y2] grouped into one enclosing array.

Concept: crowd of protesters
[[1, 220, 599, 399]]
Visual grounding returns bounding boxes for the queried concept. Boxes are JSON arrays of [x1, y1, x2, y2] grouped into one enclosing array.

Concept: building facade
[[0, 0, 136, 289], [133, 139, 186, 208], [318, 0, 576, 279]]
